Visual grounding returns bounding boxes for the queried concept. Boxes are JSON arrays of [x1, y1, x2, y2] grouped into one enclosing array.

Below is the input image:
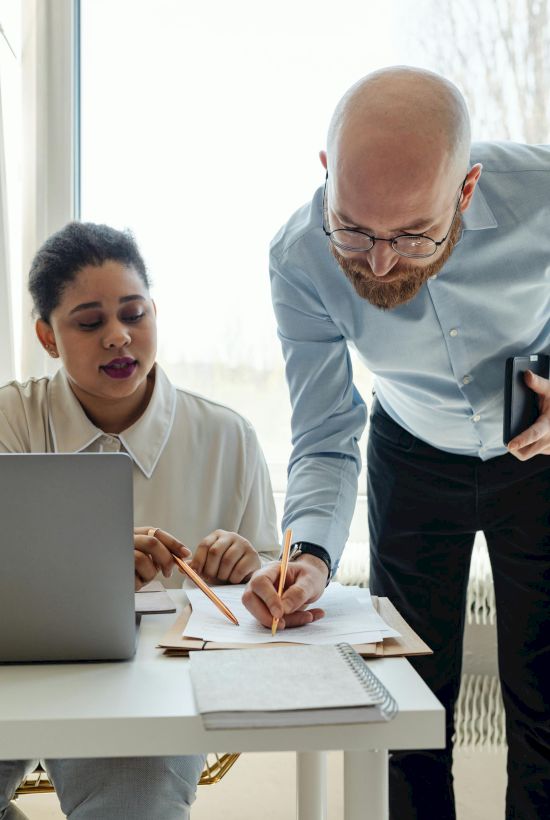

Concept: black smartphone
[[503, 353, 550, 445]]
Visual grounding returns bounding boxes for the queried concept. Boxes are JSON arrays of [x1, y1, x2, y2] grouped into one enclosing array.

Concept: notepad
[[189, 643, 398, 729]]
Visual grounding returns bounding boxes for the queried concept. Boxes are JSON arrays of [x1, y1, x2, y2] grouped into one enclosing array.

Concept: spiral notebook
[[189, 642, 398, 729]]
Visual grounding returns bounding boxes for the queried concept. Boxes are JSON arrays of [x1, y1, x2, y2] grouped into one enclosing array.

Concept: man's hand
[[189, 530, 261, 585], [242, 555, 327, 630], [133, 527, 191, 590], [508, 370, 550, 460]]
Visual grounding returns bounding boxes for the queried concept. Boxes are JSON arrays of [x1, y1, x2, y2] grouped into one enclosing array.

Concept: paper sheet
[[184, 582, 400, 645], [135, 580, 176, 613]]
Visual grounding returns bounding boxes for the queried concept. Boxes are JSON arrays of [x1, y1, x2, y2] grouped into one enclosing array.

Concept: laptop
[[0, 452, 137, 662]]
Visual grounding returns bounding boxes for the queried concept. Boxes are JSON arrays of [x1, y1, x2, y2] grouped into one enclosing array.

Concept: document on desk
[[135, 580, 176, 614], [184, 582, 400, 645]]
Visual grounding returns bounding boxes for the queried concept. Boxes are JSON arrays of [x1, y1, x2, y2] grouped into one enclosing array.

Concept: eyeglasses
[[322, 174, 467, 258]]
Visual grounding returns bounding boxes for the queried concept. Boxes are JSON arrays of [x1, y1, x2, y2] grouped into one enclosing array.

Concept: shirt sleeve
[[0, 409, 17, 452], [238, 422, 280, 564], [270, 250, 368, 569], [0, 385, 34, 453]]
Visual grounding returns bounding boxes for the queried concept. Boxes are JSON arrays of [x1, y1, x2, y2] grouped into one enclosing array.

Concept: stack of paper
[[135, 579, 175, 614], [184, 582, 401, 645]]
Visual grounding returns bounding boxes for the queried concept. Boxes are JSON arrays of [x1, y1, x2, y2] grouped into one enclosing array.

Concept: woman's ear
[[35, 319, 59, 358]]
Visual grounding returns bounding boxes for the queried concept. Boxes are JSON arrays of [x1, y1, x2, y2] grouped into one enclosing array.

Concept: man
[[243, 66, 550, 819]]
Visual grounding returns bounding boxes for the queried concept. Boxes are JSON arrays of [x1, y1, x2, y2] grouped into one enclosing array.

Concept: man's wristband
[[289, 542, 332, 584]]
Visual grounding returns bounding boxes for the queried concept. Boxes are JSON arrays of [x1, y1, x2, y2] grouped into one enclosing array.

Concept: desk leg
[[296, 751, 327, 820], [344, 750, 388, 820]]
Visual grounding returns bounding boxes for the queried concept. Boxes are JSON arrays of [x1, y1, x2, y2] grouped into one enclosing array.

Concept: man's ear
[[152, 299, 157, 317], [460, 163, 483, 212], [35, 319, 59, 358], [319, 150, 328, 171]]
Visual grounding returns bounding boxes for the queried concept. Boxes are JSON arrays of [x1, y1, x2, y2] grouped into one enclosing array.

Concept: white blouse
[[0, 364, 280, 587]]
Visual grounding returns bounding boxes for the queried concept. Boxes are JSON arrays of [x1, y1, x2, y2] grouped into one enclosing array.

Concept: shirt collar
[[48, 370, 104, 454], [48, 364, 176, 478], [118, 366, 176, 478], [462, 183, 498, 232]]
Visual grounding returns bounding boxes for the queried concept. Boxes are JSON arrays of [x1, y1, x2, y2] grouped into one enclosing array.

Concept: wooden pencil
[[271, 528, 293, 636]]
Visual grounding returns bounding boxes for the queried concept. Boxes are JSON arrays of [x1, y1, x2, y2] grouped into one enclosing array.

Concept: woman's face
[[37, 261, 157, 415]]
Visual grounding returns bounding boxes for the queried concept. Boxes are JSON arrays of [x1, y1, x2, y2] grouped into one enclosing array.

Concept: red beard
[[331, 214, 463, 310]]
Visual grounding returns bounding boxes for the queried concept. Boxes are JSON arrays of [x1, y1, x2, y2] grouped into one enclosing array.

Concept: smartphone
[[503, 353, 550, 445]]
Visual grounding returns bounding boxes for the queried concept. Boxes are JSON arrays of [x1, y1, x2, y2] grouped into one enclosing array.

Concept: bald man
[[243, 67, 550, 819]]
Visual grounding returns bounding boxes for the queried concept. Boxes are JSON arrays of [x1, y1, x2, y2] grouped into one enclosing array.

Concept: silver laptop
[[0, 453, 136, 662]]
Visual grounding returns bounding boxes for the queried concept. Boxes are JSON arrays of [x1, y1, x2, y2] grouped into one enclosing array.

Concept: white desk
[[0, 591, 444, 820]]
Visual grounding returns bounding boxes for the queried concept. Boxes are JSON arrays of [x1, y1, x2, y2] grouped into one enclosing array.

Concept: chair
[[14, 753, 241, 801]]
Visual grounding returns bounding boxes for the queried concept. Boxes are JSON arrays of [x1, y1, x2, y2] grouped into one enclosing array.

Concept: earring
[[47, 347, 58, 358]]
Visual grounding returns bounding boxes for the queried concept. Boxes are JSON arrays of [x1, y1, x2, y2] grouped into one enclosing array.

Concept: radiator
[[466, 535, 496, 625], [454, 674, 506, 750]]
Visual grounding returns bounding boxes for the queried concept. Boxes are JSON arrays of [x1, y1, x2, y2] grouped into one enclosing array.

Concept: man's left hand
[[507, 370, 550, 460]]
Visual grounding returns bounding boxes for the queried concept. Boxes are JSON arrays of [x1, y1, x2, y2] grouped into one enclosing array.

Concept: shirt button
[[449, 328, 459, 337], [462, 375, 472, 384], [472, 414, 481, 423]]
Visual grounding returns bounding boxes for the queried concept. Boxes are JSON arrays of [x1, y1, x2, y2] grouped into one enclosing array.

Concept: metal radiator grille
[[454, 674, 506, 750]]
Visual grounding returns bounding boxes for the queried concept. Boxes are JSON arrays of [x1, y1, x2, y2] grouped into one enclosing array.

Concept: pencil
[[147, 528, 239, 625], [271, 528, 293, 636]]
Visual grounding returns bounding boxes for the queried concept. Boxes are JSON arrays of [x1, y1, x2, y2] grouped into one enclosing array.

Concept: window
[[32, 0, 550, 542], [79, 0, 407, 495], [0, 0, 20, 382]]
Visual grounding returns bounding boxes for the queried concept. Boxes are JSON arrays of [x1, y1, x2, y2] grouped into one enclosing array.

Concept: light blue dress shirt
[[270, 141, 550, 566]]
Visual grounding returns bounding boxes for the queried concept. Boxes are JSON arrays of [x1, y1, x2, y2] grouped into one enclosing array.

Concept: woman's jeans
[[0, 755, 206, 820]]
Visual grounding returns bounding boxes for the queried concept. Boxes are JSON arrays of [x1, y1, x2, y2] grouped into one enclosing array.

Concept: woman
[[0, 221, 279, 820]]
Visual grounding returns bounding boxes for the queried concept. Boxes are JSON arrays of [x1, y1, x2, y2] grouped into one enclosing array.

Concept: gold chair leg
[[14, 753, 241, 799], [199, 753, 241, 785], [13, 765, 55, 798]]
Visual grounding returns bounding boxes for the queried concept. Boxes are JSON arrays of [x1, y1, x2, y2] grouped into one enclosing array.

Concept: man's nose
[[367, 240, 400, 277]]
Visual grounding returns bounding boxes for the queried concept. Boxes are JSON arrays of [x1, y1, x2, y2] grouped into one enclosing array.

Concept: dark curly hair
[[28, 221, 151, 322]]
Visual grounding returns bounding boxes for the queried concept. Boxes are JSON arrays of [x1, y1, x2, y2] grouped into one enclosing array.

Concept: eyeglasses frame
[[322, 172, 468, 258]]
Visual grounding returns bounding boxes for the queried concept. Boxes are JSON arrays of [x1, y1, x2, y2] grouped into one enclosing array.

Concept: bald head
[[321, 68, 482, 306], [326, 66, 471, 197]]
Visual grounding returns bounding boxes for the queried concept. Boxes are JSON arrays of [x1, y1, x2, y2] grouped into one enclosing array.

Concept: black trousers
[[367, 400, 550, 820]]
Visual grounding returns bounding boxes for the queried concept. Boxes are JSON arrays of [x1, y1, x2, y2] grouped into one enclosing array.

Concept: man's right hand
[[242, 558, 327, 630]]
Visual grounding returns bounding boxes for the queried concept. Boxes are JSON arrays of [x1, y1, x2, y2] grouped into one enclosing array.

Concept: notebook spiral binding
[[338, 642, 398, 720]]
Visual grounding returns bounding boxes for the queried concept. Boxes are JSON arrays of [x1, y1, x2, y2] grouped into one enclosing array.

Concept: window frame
[[19, 0, 80, 378]]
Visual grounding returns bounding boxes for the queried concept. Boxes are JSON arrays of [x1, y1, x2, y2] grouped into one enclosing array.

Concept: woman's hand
[[189, 529, 261, 584], [133, 526, 191, 591]]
